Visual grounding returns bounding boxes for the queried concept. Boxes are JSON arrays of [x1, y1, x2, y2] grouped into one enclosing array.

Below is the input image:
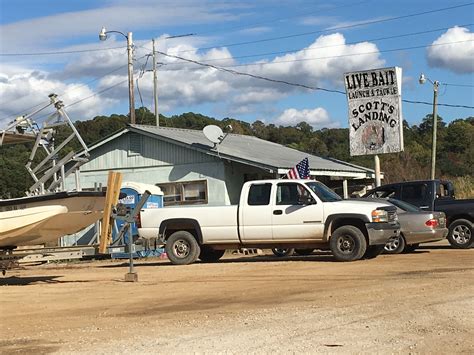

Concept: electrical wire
[[157, 25, 473, 67], [164, 3, 474, 55], [155, 49, 474, 110], [0, 46, 126, 57]]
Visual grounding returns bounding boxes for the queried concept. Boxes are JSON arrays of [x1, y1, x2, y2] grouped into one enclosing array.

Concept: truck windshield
[[305, 181, 342, 202]]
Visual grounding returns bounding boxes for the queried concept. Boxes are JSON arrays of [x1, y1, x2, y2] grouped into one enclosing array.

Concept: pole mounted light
[[419, 73, 440, 180], [99, 27, 136, 124]]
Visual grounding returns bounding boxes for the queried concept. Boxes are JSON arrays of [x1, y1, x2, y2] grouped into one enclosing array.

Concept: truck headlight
[[372, 209, 388, 223]]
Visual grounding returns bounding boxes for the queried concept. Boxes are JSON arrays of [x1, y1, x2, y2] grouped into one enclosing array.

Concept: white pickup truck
[[138, 179, 400, 265]]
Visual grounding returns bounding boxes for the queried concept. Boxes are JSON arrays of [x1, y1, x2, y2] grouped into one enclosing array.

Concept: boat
[[0, 191, 106, 248], [0, 205, 67, 246]]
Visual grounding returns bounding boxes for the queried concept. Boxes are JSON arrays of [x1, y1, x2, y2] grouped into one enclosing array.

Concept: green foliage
[[1, 107, 473, 198]]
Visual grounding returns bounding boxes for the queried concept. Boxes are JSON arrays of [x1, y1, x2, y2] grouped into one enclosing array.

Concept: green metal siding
[[80, 132, 216, 172]]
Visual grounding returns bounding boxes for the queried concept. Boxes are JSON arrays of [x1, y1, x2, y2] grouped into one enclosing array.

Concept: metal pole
[[430, 81, 439, 180], [127, 32, 136, 124], [152, 39, 159, 126], [342, 179, 348, 199], [374, 155, 381, 187]]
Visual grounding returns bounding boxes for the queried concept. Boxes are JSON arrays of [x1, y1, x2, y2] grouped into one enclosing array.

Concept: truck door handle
[[273, 210, 283, 215]]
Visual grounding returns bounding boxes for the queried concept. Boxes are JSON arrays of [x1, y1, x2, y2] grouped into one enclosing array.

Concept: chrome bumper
[[366, 222, 400, 245]]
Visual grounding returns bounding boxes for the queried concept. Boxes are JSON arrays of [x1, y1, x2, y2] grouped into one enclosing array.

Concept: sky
[[0, 0, 473, 130]]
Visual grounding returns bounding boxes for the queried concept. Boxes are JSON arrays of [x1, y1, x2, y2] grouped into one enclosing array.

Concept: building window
[[128, 133, 141, 156], [157, 180, 208, 206]]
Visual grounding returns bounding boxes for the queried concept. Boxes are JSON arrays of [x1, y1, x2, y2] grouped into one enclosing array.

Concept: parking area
[[1, 241, 473, 354]]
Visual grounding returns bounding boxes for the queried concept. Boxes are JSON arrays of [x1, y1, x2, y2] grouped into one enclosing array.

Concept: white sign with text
[[344, 67, 404, 156]]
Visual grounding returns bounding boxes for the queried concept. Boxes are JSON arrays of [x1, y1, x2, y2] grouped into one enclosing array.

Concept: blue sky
[[0, 0, 473, 129]]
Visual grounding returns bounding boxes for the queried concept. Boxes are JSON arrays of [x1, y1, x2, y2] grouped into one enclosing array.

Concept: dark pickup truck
[[363, 180, 474, 248]]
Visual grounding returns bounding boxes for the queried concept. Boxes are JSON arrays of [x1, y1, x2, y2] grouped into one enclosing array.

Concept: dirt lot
[[1, 241, 473, 354]]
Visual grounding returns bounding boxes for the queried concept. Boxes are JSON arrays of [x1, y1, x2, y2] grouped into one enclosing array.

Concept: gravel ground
[[0, 241, 473, 354]]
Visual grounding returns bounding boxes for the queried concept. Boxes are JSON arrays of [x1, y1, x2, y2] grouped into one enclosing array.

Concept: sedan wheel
[[384, 235, 405, 254]]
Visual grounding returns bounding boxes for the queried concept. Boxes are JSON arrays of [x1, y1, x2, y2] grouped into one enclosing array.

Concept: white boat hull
[[0, 192, 106, 248]]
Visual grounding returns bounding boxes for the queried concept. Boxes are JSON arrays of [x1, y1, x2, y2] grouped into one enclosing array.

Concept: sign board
[[344, 67, 404, 156]]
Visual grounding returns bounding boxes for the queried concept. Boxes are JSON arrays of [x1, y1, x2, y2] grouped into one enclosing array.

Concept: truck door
[[240, 182, 273, 241], [271, 182, 324, 241], [400, 182, 432, 210]]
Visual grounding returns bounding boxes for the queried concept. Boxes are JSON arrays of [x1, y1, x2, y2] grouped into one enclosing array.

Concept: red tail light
[[425, 219, 439, 228]]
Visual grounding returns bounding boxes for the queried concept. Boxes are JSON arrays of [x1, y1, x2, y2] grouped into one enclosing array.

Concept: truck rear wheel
[[199, 246, 225, 263], [448, 219, 473, 249], [330, 226, 367, 261], [165, 231, 201, 265]]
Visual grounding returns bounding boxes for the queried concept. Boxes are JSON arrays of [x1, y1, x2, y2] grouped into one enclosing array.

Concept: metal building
[[67, 124, 378, 205]]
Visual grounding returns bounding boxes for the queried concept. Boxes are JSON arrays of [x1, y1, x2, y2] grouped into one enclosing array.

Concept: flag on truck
[[285, 157, 310, 179]]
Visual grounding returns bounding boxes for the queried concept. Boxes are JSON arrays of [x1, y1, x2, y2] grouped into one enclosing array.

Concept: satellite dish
[[203, 125, 225, 145]]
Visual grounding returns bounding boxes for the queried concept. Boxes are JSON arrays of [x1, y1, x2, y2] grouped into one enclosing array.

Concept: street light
[[99, 27, 136, 124], [419, 73, 440, 180]]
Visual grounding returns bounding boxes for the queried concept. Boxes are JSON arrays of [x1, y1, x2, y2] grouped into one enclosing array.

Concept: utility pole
[[430, 81, 439, 180], [152, 39, 159, 126], [127, 32, 136, 125]]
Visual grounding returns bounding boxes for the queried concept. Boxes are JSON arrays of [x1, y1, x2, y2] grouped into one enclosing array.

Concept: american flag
[[286, 157, 310, 179]]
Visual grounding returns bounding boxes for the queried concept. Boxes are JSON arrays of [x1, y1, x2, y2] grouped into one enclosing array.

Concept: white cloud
[[237, 26, 272, 35], [0, 66, 114, 127], [275, 107, 334, 128], [1, 29, 384, 125], [426, 26, 474, 74], [0, 1, 238, 54]]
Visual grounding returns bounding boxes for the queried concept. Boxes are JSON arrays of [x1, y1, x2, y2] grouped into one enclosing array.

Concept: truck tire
[[330, 226, 367, 262], [294, 248, 314, 256], [199, 246, 225, 263], [447, 219, 473, 249], [363, 245, 385, 259], [271, 248, 294, 257], [384, 234, 406, 254], [165, 231, 201, 265]]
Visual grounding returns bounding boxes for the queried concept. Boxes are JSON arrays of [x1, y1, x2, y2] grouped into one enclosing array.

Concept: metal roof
[[128, 124, 375, 177]]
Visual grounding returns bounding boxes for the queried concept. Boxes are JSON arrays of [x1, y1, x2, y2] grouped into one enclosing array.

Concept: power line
[[158, 25, 473, 66], [193, 0, 371, 37], [160, 39, 474, 70], [165, 3, 474, 55], [443, 83, 474, 88], [155, 49, 474, 110], [0, 45, 126, 57]]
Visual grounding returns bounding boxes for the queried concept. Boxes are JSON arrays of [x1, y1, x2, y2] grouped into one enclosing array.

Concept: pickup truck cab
[[138, 179, 400, 265], [363, 180, 474, 248]]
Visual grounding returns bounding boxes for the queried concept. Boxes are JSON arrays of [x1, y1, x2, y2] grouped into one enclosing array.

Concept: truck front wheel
[[199, 246, 225, 263], [448, 219, 473, 249], [165, 231, 201, 265], [330, 226, 367, 262]]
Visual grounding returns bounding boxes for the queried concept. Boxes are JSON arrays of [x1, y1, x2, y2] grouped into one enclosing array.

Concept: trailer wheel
[[199, 246, 225, 263], [271, 248, 294, 257], [330, 226, 367, 261], [165, 231, 201, 265], [447, 219, 473, 249]]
